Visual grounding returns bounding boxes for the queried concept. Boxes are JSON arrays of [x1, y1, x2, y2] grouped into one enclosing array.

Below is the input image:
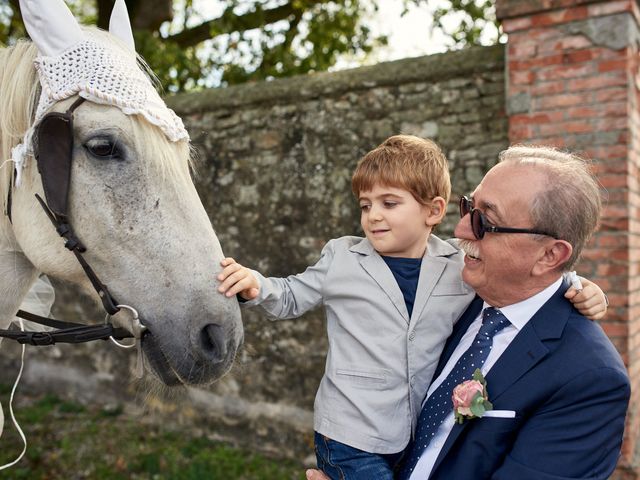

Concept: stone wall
[[0, 44, 508, 462]]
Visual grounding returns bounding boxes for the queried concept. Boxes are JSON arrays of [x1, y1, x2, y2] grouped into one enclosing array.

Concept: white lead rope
[[0, 319, 28, 471], [0, 303, 145, 471]]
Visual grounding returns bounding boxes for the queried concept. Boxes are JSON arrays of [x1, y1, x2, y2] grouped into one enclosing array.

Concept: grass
[[0, 390, 305, 479]]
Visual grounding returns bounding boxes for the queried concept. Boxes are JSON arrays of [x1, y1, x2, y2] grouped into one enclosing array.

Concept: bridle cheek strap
[[33, 97, 120, 316], [1, 97, 137, 345], [33, 193, 119, 315]]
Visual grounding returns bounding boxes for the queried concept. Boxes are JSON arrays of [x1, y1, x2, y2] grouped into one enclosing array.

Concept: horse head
[[0, 0, 243, 386]]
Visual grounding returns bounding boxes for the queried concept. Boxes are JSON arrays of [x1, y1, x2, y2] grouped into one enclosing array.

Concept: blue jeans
[[314, 432, 402, 480]]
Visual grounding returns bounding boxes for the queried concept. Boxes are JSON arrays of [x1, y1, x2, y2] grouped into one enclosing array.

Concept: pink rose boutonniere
[[452, 368, 493, 424]]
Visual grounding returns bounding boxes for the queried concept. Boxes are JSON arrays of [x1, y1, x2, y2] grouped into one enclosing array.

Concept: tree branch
[[8, 0, 23, 39], [96, 0, 114, 30], [256, 9, 302, 74], [97, 0, 172, 32], [167, 0, 331, 49]]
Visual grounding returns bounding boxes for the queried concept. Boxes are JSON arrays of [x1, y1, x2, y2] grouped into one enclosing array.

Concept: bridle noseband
[[3, 97, 145, 346]]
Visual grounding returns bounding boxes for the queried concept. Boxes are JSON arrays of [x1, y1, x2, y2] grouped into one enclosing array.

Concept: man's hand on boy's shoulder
[[217, 257, 260, 300]]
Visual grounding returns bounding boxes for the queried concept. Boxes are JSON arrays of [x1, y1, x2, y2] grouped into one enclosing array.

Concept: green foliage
[[134, 30, 205, 93], [150, 0, 387, 90], [216, 0, 385, 86], [0, 1, 26, 47], [0, 390, 304, 479], [0, 0, 500, 92]]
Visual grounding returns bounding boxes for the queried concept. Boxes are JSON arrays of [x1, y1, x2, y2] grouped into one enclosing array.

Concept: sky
[[366, 0, 500, 63], [368, 0, 452, 61], [329, 1, 501, 71]]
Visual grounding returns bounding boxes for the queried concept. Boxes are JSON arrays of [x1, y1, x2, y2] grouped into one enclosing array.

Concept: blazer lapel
[[350, 239, 410, 323], [410, 256, 445, 326], [429, 282, 571, 478], [411, 235, 466, 326]]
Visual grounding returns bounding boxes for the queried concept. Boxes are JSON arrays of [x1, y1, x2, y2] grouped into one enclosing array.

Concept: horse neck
[[0, 250, 38, 330], [0, 205, 38, 328], [0, 172, 39, 332]]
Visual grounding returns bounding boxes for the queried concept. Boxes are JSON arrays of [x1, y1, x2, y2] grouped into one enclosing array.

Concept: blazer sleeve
[[241, 240, 336, 319], [492, 366, 630, 480]]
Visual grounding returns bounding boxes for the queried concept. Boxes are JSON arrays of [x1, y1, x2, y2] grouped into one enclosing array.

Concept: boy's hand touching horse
[[217, 258, 260, 300]]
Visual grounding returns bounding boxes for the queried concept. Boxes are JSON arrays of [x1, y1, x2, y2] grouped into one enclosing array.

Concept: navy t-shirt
[[381, 256, 422, 318]]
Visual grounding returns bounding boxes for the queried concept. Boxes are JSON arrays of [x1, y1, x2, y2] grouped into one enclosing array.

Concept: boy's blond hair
[[351, 135, 451, 204]]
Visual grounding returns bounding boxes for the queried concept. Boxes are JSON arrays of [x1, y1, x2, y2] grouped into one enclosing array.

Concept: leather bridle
[[3, 97, 145, 346]]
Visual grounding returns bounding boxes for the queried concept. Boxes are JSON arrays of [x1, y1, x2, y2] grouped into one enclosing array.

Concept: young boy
[[217, 135, 606, 480]]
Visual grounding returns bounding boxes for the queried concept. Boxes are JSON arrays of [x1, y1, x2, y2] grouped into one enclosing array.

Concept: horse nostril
[[200, 324, 228, 363]]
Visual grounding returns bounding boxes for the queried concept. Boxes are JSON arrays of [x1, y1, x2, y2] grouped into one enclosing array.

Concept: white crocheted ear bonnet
[[12, 0, 188, 184]]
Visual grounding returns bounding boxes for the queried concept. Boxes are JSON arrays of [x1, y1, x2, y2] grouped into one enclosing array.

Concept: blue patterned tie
[[398, 307, 510, 479]]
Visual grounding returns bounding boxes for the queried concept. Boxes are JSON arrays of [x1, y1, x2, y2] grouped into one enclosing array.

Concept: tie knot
[[479, 307, 510, 339]]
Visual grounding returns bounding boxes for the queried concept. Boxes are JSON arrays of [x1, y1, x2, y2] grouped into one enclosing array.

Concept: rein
[[2, 97, 145, 346], [10, 310, 133, 345]]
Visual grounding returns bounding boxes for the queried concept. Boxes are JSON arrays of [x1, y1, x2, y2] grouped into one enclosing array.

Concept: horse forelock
[[127, 115, 195, 196]]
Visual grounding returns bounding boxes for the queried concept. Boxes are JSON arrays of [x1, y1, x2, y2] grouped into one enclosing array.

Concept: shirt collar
[[483, 277, 563, 332], [349, 234, 459, 258]]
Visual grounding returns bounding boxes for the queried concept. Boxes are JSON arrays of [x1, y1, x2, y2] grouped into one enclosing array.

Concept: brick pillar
[[496, 0, 640, 477]]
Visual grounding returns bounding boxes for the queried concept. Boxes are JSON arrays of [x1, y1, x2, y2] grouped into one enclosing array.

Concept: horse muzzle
[[132, 298, 243, 386]]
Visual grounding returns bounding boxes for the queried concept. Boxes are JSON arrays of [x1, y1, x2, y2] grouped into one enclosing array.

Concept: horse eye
[[84, 137, 123, 160]]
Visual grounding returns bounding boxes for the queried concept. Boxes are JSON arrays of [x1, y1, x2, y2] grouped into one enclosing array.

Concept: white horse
[[0, 2, 243, 389]]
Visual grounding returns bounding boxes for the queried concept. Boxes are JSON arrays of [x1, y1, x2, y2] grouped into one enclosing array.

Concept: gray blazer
[[243, 235, 474, 453]]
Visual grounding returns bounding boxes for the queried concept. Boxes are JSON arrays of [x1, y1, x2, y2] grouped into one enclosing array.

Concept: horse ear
[[19, 0, 85, 57], [109, 0, 135, 52]]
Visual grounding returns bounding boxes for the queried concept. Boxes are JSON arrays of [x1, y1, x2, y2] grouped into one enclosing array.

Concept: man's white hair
[[499, 145, 602, 270]]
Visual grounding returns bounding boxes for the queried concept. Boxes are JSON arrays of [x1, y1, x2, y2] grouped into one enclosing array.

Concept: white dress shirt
[[409, 277, 563, 479]]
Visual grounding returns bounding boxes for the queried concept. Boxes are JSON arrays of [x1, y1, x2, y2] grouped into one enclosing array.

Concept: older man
[[307, 145, 630, 480]]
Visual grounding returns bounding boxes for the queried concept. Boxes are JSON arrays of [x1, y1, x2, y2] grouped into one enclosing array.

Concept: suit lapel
[[429, 282, 571, 478], [431, 296, 483, 380], [430, 324, 550, 477], [419, 296, 483, 409], [483, 323, 549, 400], [485, 282, 569, 401], [426, 297, 483, 478]]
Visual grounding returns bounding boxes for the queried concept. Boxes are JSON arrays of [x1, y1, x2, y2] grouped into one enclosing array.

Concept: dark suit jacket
[[424, 282, 630, 480]]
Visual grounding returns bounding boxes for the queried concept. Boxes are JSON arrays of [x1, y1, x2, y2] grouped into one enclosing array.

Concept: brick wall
[[497, 0, 640, 476]]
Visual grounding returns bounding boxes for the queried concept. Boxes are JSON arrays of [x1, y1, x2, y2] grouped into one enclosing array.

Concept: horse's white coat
[[0, 39, 243, 388]]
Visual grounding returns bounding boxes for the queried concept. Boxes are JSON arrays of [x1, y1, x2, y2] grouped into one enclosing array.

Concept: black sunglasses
[[459, 196, 556, 240]]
